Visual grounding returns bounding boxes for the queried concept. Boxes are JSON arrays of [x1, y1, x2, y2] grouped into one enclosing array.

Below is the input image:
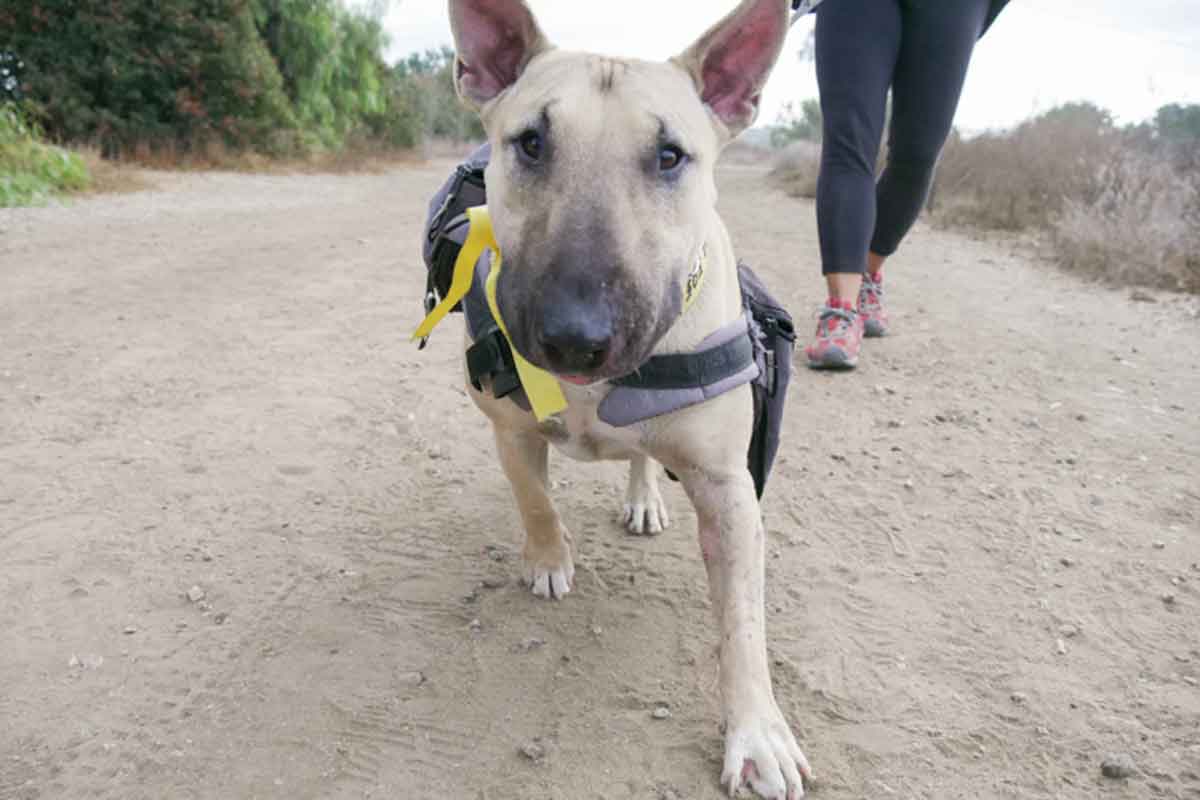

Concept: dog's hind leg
[[622, 454, 670, 535], [492, 426, 575, 599]]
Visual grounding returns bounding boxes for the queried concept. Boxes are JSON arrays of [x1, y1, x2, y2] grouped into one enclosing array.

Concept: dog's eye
[[517, 130, 543, 161], [658, 145, 686, 173]]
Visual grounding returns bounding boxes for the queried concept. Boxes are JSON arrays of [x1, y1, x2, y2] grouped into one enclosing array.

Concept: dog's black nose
[[537, 310, 613, 375]]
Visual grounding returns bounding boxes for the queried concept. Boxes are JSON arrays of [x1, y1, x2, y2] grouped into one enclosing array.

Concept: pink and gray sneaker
[[858, 272, 889, 337], [805, 298, 864, 370]]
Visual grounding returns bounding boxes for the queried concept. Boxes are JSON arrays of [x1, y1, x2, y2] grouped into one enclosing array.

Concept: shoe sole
[[863, 320, 888, 338], [806, 347, 858, 370]]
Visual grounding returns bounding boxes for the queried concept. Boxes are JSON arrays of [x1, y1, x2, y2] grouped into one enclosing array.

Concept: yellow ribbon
[[412, 205, 494, 341], [483, 242, 568, 421], [683, 243, 706, 312], [413, 207, 567, 421]]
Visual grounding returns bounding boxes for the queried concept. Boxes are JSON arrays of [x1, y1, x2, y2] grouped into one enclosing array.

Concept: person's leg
[[814, 0, 902, 299], [870, 0, 991, 262], [855, 0, 990, 338], [807, 0, 901, 368]]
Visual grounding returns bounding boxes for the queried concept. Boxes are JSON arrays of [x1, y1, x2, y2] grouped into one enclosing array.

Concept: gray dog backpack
[[420, 145, 795, 498]]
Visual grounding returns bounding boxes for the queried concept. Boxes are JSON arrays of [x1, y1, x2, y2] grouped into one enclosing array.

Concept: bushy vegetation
[[769, 99, 822, 148], [768, 140, 821, 199], [394, 48, 483, 143], [1, 2, 480, 162], [932, 102, 1200, 292], [770, 100, 1200, 293], [0, 104, 89, 206]]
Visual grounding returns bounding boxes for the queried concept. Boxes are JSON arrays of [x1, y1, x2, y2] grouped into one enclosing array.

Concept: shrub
[[394, 48, 484, 143], [930, 102, 1121, 231], [769, 99, 822, 148], [5, 0, 298, 156], [768, 141, 821, 199], [2, 1, 425, 159], [927, 101, 1200, 291], [0, 104, 90, 206], [1052, 150, 1199, 292]]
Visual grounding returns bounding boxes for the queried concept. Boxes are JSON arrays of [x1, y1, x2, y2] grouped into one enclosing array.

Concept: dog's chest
[[535, 386, 639, 462]]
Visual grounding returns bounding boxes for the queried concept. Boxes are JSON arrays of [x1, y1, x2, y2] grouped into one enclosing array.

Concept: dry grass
[[929, 113, 1120, 232], [93, 134, 430, 177], [720, 138, 776, 166], [764, 102, 1199, 294], [76, 148, 154, 195], [1052, 153, 1199, 292], [768, 141, 821, 199], [930, 106, 1199, 292]]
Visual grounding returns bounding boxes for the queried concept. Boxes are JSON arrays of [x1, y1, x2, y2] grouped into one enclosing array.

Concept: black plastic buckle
[[417, 282, 438, 350]]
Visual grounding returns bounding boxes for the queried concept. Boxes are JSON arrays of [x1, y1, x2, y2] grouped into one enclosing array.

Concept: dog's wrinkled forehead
[[488, 51, 720, 166]]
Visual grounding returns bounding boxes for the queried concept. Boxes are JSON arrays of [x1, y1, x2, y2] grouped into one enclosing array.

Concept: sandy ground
[[1, 160, 1198, 800]]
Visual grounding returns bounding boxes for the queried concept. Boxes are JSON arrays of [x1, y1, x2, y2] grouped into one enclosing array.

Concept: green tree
[[393, 46, 483, 142], [3, 0, 296, 154], [770, 99, 822, 147], [251, 0, 394, 149], [1154, 103, 1200, 144]]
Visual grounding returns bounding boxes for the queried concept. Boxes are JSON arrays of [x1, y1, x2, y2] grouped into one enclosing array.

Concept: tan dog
[[448, 0, 810, 796]]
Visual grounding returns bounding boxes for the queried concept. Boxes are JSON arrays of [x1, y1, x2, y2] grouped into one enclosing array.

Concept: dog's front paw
[[722, 704, 812, 800], [522, 530, 575, 600]]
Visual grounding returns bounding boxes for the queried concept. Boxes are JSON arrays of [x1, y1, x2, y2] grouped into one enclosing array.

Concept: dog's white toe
[[529, 564, 573, 599], [721, 705, 811, 800], [621, 496, 670, 535], [523, 539, 575, 600], [622, 455, 669, 536]]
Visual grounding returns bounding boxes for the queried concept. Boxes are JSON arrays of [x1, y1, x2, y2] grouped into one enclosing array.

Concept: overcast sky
[[383, 0, 1200, 133]]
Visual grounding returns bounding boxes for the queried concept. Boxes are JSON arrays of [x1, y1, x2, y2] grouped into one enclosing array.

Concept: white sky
[[383, 1, 1200, 133]]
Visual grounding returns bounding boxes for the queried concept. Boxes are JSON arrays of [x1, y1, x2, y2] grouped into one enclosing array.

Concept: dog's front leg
[[681, 468, 811, 799], [492, 427, 574, 599]]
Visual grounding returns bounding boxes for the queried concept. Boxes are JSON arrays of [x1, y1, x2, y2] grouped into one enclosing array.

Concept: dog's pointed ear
[[448, 0, 552, 109], [673, 0, 791, 138]]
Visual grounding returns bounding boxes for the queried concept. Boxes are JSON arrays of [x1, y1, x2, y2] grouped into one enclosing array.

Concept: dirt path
[[1, 161, 1198, 800]]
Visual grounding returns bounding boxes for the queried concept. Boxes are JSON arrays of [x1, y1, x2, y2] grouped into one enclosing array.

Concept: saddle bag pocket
[[421, 144, 491, 314], [738, 263, 796, 499]]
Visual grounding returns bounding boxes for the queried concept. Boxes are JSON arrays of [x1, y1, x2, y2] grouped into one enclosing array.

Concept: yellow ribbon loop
[[412, 206, 494, 342], [412, 206, 568, 421], [484, 246, 568, 421]]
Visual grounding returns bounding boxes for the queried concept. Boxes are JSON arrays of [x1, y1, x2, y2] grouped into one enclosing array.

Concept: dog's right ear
[[448, 0, 551, 110]]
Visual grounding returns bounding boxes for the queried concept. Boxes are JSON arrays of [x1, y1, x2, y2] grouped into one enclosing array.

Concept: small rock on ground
[[519, 740, 545, 762], [1101, 754, 1136, 779]]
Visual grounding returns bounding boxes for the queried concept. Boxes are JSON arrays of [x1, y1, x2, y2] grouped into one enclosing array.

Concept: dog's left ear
[[674, 0, 791, 138]]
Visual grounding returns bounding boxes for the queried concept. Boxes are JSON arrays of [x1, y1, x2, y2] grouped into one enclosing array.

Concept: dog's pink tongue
[[560, 375, 592, 386]]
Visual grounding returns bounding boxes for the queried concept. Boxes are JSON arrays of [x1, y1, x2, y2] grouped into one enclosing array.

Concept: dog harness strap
[[597, 313, 760, 428], [610, 330, 753, 390]]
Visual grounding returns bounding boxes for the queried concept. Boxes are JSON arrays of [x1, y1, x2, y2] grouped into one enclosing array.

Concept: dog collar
[[413, 206, 707, 422]]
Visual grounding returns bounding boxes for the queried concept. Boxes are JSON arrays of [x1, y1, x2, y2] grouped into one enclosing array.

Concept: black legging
[[815, 0, 992, 274]]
